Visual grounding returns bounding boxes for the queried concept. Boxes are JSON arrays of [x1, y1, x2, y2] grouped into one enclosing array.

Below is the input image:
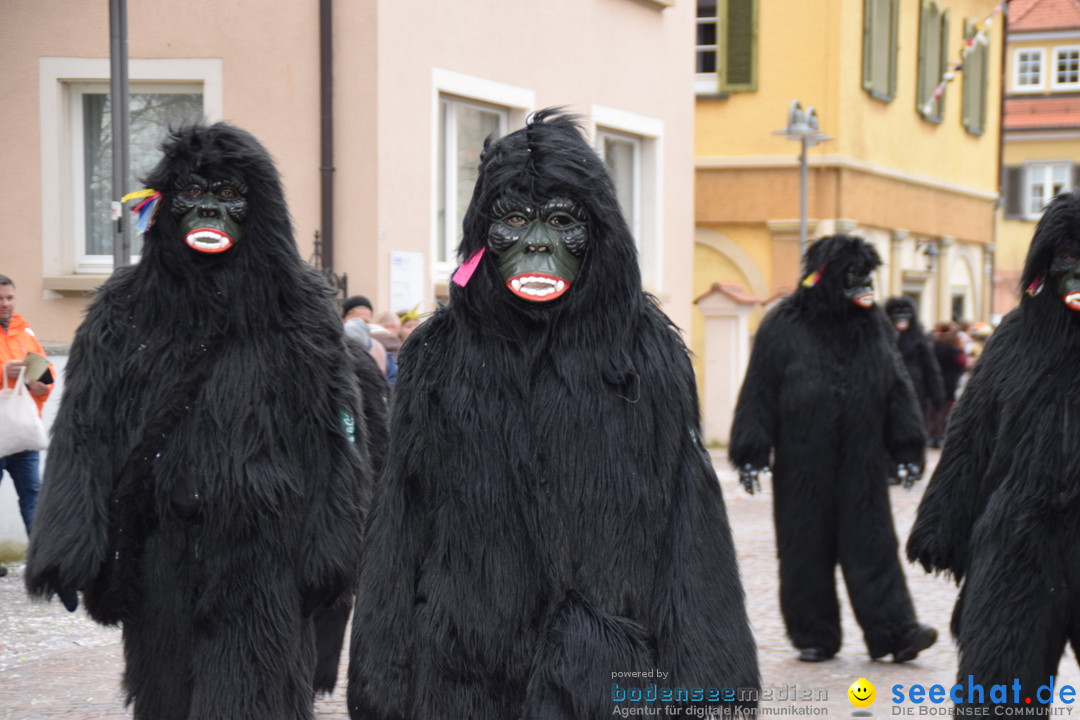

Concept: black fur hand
[[45, 568, 79, 612], [739, 464, 769, 495], [898, 463, 923, 489]]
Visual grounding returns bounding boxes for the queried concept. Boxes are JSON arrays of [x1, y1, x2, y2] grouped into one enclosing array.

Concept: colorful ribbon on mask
[[121, 188, 162, 233]]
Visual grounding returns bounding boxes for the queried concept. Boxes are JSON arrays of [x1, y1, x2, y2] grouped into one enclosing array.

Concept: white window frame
[[70, 81, 203, 273], [1052, 45, 1080, 90], [590, 106, 664, 292], [1013, 47, 1045, 91], [597, 128, 643, 241], [430, 69, 533, 287], [39, 58, 223, 284], [695, 1, 720, 94], [1024, 161, 1071, 219]]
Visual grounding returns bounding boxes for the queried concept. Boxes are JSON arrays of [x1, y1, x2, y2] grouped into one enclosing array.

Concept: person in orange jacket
[[0, 275, 54, 576]]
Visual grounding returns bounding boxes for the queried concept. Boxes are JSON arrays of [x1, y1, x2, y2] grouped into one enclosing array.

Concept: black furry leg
[[956, 551, 1067, 708], [837, 513, 919, 658], [776, 507, 841, 655], [313, 598, 351, 695]]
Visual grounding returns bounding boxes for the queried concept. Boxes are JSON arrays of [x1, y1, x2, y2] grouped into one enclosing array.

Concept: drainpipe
[[320, 0, 334, 273], [109, 0, 132, 269]]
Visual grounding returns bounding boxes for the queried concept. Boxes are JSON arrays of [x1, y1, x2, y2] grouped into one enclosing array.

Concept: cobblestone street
[[2, 449, 1077, 718]]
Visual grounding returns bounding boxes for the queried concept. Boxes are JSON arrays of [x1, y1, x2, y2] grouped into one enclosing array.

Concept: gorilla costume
[[884, 296, 945, 433], [729, 234, 936, 663], [908, 189, 1080, 706], [347, 111, 759, 719], [25, 123, 372, 720], [313, 339, 389, 696]]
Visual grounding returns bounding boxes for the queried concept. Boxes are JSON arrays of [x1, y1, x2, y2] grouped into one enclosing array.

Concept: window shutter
[[917, 2, 930, 114], [888, 0, 899, 98], [1072, 163, 1080, 191], [938, 10, 950, 121], [1003, 167, 1023, 219], [722, 0, 757, 92], [863, 0, 874, 93], [863, 0, 899, 101]]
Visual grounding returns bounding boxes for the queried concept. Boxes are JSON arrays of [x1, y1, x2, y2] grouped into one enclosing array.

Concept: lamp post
[[773, 100, 832, 258]]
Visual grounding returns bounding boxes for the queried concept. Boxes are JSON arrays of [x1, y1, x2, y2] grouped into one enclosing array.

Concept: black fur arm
[[884, 338, 927, 468], [347, 330, 434, 720], [729, 310, 784, 469], [24, 301, 121, 612], [653, 438, 760, 711], [907, 316, 1012, 578], [919, 337, 946, 407]]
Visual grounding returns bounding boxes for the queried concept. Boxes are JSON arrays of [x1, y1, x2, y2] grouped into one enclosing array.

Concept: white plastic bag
[[0, 366, 49, 457]]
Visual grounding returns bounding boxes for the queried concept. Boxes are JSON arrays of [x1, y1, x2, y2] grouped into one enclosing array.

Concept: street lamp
[[773, 100, 832, 258]]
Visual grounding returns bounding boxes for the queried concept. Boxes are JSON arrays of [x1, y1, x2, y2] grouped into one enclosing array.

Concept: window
[[437, 97, 508, 267], [1005, 163, 1075, 219], [591, 106, 663, 291], [916, 0, 950, 122], [695, 0, 757, 95], [599, 130, 642, 244], [1014, 48, 1044, 91], [39, 58, 222, 285], [961, 21, 989, 135], [862, 0, 899, 101], [1026, 163, 1070, 217], [73, 84, 203, 271], [430, 70, 533, 288], [1052, 46, 1080, 89]]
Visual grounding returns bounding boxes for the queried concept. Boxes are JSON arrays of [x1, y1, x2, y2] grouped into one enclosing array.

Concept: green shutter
[[889, 0, 899, 98], [1003, 167, 1023, 219], [938, 10, 950, 122], [863, 0, 898, 101], [720, 0, 757, 92], [962, 20, 989, 135], [863, 0, 875, 93]]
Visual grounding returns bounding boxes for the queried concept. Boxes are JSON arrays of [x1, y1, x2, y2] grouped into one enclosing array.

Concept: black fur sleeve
[[347, 320, 436, 720], [882, 317, 927, 467], [729, 307, 787, 469], [907, 313, 1014, 579], [919, 334, 946, 408], [24, 278, 127, 612], [648, 310, 760, 707]]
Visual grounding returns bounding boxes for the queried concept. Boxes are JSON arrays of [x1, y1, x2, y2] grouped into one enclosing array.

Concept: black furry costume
[[884, 296, 945, 425], [908, 189, 1080, 705], [730, 235, 933, 661], [347, 111, 759, 719], [313, 340, 389, 695], [25, 123, 372, 720]]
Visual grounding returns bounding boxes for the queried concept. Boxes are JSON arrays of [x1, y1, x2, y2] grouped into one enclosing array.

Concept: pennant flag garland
[[920, 2, 1003, 116]]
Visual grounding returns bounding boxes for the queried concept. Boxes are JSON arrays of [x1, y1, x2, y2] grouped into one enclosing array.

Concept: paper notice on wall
[[389, 252, 425, 316]]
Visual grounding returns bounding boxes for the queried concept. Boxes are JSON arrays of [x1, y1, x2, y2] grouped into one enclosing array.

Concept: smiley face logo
[[848, 678, 876, 708]]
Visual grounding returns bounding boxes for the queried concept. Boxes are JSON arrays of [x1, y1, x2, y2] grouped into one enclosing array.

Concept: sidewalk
[[2, 449, 1077, 718]]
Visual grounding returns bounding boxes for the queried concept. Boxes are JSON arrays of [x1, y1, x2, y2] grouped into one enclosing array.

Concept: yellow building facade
[[996, 0, 1080, 316], [692, 0, 1003, 442]]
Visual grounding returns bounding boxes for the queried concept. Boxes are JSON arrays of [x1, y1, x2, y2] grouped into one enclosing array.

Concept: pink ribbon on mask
[[451, 247, 486, 287]]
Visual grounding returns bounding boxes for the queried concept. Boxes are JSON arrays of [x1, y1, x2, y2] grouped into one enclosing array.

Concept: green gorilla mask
[[1050, 249, 1080, 312], [171, 173, 248, 254], [889, 307, 913, 332], [844, 269, 876, 309], [486, 196, 588, 302]]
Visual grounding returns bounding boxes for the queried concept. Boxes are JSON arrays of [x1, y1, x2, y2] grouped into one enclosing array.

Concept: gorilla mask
[[844, 270, 876, 309], [487, 196, 588, 302], [1050, 249, 1080, 312], [888, 305, 913, 331], [171, 173, 249, 254]]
